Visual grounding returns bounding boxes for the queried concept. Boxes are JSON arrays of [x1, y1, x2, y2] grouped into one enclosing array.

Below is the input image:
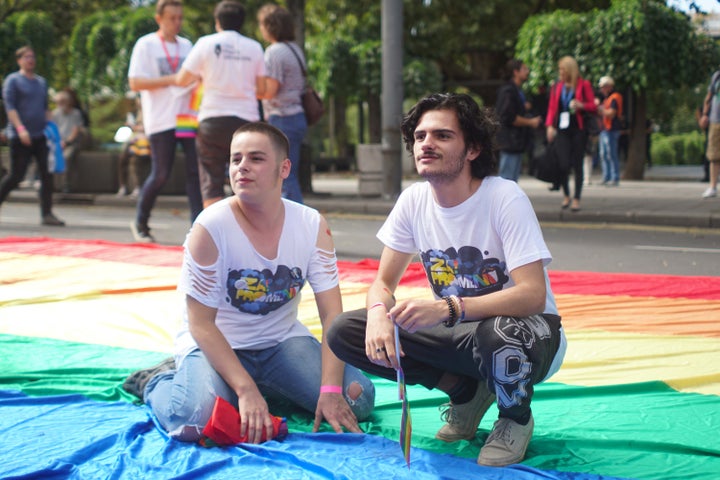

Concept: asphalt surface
[[5, 165, 720, 229]]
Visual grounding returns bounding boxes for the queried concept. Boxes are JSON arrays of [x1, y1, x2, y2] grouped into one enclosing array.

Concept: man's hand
[[236, 385, 275, 444], [365, 306, 401, 369], [18, 129, 31, 146], [313, 391, 361, 433], [390, 298, 447, 334]]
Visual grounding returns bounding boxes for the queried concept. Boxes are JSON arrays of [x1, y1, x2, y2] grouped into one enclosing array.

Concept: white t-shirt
[[128, 32, 194, 136], [377, 176, 558, 314], [174, 198, 338, 362], [182, 30, 265, 122]]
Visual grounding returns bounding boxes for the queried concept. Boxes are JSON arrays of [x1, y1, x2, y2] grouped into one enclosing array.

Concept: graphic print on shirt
[[420, 246, 509, 298], [155, 56, 185, 76], [226, 265, 304, 315]]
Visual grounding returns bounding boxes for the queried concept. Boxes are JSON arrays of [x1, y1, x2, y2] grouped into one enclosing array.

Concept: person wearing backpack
[[597, 76, 623, 187]]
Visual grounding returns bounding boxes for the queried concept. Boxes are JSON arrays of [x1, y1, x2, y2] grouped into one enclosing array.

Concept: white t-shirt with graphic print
[[174, 198, 338, 362], [128, 32, 193, 136], [181, 30, 265, 122], [377, 176, 558, 315]]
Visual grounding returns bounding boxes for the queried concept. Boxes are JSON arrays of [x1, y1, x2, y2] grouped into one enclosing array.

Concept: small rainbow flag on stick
[[394, 324, 412, 468]]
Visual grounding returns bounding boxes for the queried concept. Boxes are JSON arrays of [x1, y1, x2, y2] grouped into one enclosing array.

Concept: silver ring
[[376, 347, 385, 353]]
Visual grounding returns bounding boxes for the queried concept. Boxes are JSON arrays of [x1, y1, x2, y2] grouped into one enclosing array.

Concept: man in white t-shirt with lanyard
[[327, 93, 567, 467], [127, 0, 203, 242], [175, 0, 266, 208]]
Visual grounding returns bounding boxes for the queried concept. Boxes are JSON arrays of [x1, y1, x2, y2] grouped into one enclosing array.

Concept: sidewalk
[[308, 165, 719, 228], [7, 165, 720, 229]]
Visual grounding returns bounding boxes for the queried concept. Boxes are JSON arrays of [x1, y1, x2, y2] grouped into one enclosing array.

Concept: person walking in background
[[597, 76, 623, 187], [495, 59, 542, 182], [695, 105, 710, 182], [698, 68, 720, 198], [127, 0, 203, 242], [328, 93, 566, 467], [175, 0, 266, 208], [257, 4, 308, 203], [51, 90, 86, 193], [545, 56, 596, 212], [0, 46, 64, 226], [123, 122, 374, 443]]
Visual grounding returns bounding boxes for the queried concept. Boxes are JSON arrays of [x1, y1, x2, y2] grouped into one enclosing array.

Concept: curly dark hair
[[400, 93, 498, 179]]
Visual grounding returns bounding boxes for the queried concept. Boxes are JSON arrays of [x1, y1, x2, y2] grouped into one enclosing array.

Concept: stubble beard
[[417, 150, 467, 185]]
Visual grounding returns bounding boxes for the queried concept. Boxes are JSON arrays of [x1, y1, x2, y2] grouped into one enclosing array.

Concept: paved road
[[2, 194, 718, 276]]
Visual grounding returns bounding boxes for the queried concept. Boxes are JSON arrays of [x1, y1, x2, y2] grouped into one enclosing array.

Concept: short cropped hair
[[258, 4, 296, 42], [215, 0, 246, 33], [233, 122, 289, 161], [15, 46, 33, 60], [400, 93, 498, 179], [156, 0, 182, 17]]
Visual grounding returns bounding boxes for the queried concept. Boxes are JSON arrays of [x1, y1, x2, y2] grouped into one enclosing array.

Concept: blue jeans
[[599, 130, 620, 183], [498, 151, 523, 182], [136, 129, 203, 226], [268, 112, 307, 204], [145, 336, 375, 441]]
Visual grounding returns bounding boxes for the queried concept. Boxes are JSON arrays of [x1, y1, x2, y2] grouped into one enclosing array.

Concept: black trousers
[[328, 309, 562, 419], [0, 136, 53, 216], [555, 127, 587, 200]]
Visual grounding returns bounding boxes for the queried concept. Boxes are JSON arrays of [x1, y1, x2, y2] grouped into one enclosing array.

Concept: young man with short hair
[[1, 46, 64, 226], [175, 0, 267, 208], [127, 0, 203, 242], [125, 122, 374, 443]]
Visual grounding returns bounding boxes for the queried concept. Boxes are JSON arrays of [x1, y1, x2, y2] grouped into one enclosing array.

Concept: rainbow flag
[[395, 324, 412, 467], [1, 238, 718, 479], [175, 84, 202, 138]]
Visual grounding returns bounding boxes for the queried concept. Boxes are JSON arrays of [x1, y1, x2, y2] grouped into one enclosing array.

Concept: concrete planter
[[356, 143, 383, 197]]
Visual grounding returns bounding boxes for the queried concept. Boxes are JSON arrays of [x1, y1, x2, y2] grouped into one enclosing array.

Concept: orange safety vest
[[602, 92, 623, 131]]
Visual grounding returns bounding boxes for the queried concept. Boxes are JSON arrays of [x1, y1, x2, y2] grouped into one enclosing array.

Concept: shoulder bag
[[285, 43, 325, 126]]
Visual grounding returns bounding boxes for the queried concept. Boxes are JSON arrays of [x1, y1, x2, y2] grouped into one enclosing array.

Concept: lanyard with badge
[[559, 85, 574, 130], [157, 32, 180, 73]]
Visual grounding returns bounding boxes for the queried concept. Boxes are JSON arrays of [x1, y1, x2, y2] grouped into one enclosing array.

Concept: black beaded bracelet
[[442, 296, 458, 327]]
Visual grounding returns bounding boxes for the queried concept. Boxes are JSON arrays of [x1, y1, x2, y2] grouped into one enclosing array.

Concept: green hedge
[[650, 131, 705, 165]]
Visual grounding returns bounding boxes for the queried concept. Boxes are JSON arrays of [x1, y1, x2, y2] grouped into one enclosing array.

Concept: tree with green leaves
[[516, 0, 720, 179]]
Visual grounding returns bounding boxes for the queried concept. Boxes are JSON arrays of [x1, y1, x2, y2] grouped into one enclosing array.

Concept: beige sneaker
[[478, 415, 534, 467], [435, 381, 496, 442]]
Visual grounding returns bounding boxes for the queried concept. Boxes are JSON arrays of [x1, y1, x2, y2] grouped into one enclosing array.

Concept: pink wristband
[[320, 385, 343, 394], [368, 302, 386, 311]]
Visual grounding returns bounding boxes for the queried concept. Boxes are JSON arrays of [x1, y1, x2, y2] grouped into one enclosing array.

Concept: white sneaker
[[702, 187, 717, 198]]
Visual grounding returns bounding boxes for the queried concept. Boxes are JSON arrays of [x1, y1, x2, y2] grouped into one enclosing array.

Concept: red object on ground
[[201, 396, 288, 446]]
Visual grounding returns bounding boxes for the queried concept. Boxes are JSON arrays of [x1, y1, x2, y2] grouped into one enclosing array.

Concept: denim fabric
[[145, 336, 375, 441], [498, 151, 523, 182], [268, 112, 307, 204], [599, 130, 621, 183], [136, 129, 202, 226], [0, 136, 53, 216]]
